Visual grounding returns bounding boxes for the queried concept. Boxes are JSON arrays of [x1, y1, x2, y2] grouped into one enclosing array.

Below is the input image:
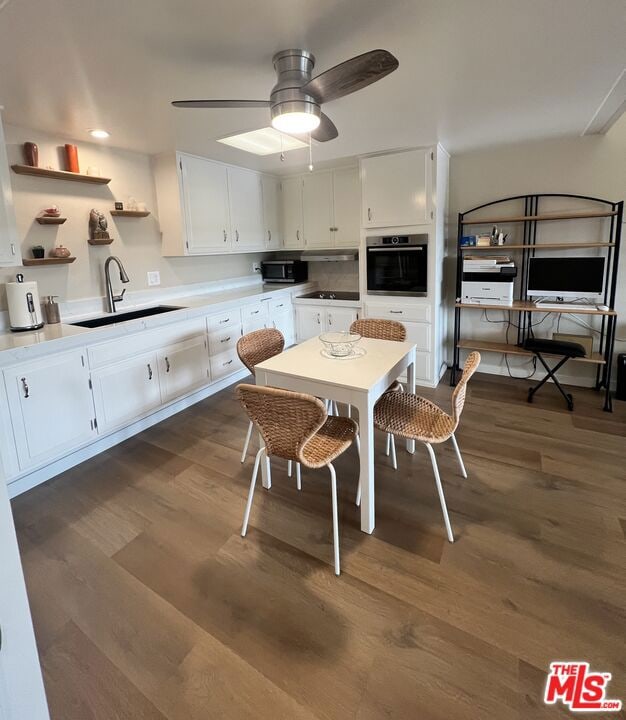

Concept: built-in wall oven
[[366, 234, 428, 296]]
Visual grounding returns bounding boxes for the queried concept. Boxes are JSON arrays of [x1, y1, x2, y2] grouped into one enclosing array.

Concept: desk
[[255, 336, 417, 534]]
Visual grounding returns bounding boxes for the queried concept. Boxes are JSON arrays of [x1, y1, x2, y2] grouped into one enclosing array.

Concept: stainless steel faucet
[[104, 256, 130, 312]]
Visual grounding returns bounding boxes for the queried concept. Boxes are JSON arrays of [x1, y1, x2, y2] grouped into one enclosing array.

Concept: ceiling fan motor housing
[[270, 49, 321, 124]]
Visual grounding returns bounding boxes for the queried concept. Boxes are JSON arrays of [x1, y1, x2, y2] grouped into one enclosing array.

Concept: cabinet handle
[[389, 310, 403, 314], [251, 310, 259, 315], [165, 357, 170, 373], [296, 229, 300, 243], [21, 377, 29, 398], [235, 230, 239, 242], [317, 313, 321, 325], [367, 207, 372, 221], [147, 363, 153, 380], [224, 359, 233, 367], [223, 229, 227, 242], [220, 317, 230, 324], [328, 313, 332, 326], [10, 243, 16, 256], [220, 335, 231, 343], [276, 303, 283, 308], [268, 230, 271, 243]]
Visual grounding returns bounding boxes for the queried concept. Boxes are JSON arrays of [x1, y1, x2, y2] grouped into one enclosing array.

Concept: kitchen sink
[[69, 305, 184, 328]]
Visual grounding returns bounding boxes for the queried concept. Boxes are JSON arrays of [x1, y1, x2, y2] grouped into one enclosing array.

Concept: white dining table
[[254, 336, 417, 534]]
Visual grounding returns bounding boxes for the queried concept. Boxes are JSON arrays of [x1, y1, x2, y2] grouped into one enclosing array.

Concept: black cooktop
[[297, 291, 360, 301]]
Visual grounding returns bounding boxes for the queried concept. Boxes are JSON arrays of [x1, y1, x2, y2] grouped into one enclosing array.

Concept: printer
[[461, 256, 516, 306]]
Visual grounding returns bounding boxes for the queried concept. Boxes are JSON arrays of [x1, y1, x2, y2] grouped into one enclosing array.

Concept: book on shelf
[[464, 255, 512, 264]]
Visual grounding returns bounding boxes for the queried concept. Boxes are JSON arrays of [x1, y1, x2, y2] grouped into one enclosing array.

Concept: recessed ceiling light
[[88, 129, 110, 139], [217, 127, 307, 155]]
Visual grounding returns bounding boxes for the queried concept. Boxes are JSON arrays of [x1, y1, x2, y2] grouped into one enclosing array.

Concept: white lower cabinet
[[210, 349, 243, 381], [272, 309, 295, 347], [295, 305, 359, 342], [4, 349, 96, 470], [158, 336, 210, 403], [91, 351, 162, 433]]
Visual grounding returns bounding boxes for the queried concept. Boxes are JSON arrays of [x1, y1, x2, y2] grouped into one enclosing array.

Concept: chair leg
[[385, 433, 391, 456], [390, 433, 397, 470], [355, 479, 361, 507], [328, 463, 340, 575], [240, 420, 253, 463], [296, 462, 301, 491], [241, 447, 265, 536], [425, 443, 454, 543], [287, 460, 292, 477], [450, 433, 467, 479]]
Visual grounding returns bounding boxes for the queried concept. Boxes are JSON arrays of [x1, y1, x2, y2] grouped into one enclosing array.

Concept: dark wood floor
[[12, 372, 626, 720]]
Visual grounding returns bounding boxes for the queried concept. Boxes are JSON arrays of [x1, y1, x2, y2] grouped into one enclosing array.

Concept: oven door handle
[[367, 247, 425, 252]]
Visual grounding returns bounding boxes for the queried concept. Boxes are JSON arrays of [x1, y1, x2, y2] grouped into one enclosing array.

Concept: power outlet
[[252, 262, 261, 274], [147, 271, 161, 286]]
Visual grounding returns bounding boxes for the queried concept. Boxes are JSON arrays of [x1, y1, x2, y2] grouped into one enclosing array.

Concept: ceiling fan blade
[[301, 49, 398, 104], [171, 100, 270, 108], [311, 113, 338, 142]]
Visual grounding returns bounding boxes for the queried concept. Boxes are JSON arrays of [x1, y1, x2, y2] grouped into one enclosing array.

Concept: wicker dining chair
[[237, 328, 285, 463], [364, 352, 481, 543], [237, 384, 358, 575]]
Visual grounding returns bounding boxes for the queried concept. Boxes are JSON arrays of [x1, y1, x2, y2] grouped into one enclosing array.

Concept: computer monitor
[[527, 256, 605, 299]]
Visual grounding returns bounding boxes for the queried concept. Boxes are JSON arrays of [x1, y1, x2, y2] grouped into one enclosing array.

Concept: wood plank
[[457, 339, 605, 364], [11, 163, 111, 184], [455, 300, 615, 315], [461, 210, 617, 224], [460, 241, 615, 249]]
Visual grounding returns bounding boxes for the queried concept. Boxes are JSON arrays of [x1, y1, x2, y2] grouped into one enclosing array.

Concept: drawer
[[241, 300, 269, 322], [269, 297, 291, 313], [365, 302, 431, 324], [242, 316, 267, 335], [404, 320, 431, 352], [207, 309, 242, 332], [208, 325, 241, 355], [210, 349, 244, 381]]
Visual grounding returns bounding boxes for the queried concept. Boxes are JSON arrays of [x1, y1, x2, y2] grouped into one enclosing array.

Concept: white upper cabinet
[[180, 153, 231, 253], [0, 113, 19, 266], [332, 166, 360, 248], [281, 176, 304, 248], [228, 166, 264, 251], [361, 148, 431, 228], [303, 171, 334, 248], [261, 174, 282, 250]]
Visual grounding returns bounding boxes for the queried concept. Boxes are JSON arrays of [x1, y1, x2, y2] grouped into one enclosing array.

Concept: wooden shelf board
[[460, 242, 615, 251], [461, 210, 617, 225], [110, 210, 150, 217], [88, 238, 114, 245], [457, 339, 605, 365], [35, 216, 67, 225], [11, 164, 111, 185], [22, 257, 76, 266], [455, 300, 616, 316]]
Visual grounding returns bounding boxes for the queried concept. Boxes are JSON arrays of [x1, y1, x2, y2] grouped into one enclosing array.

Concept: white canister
[[6, 274, 44, 331]]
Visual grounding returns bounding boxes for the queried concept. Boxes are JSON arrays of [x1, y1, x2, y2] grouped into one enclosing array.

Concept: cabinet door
[[271, 309, 295, 347], [295, 306, 323, 341], [179, 153, 231, 253], [92, 351, 162, 432], [4, 350, 96, 470], [159, 336, 210, 403], [0, 116, 19, 266], [303, 171, 334, 248], [325, 307, 359, 333], [332, 167, 360, 248], [281, 176, 304, 248], [361, 149, 430, 227], [261, 174, 282, 249], [228, 167, 264, 250]]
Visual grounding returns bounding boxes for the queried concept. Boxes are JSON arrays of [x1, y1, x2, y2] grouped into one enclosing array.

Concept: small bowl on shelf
[[319, 331, 361, 357]]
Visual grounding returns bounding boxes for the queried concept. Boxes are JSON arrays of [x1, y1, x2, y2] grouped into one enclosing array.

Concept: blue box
[[460, 235, 477, 247]]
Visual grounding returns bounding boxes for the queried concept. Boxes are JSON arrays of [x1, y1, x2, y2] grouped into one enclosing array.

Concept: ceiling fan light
[[272, 111, 320, 134]]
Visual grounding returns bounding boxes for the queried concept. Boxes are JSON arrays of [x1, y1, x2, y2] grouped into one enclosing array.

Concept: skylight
[[217, 127, 307, 156]]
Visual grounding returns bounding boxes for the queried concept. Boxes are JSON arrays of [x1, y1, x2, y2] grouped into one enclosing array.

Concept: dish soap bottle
[[44, 295, 61, 324]]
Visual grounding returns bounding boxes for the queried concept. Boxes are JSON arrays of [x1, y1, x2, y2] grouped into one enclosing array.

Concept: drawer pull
[[251, 310, 260, 315], [165, 357, 170, 373], [147, 363, 153, 380], [235, 229, 239, 242], [224, 359, 233, 367], [221, 336, 231, 343], [219, 318, 230, 324], [21, 377, 29, 398], [389, 310, 403, 314], [276, 303, 284, 308], [223, 229, 227, 242]]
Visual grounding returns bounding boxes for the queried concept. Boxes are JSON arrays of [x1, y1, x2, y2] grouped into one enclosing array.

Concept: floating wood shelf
[[11, 164, 111, 185], [36, 216, 67, 225], [22, 257, 76, 266], [457, 339, 605, 365], [460, 242, 616, 251], [88, 238, 114, 245], [461, 210, 617, 225], [455, 300, 616, 316], [110, 210, 150, 217]]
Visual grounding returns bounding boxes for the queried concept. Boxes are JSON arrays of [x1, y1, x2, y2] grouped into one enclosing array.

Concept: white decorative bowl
[[319, 331, 361, 357]]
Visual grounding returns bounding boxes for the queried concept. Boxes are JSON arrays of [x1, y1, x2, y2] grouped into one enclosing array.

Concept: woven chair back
[[237, 328, 285, 375], [451, 352, 481, 423], [350, 318, 406, 342]]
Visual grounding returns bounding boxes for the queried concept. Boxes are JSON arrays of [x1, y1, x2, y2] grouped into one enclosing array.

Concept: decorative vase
[[64, 144, 79, 173], [31, 246, 45, 259], [23, 142, 39, 167], [50, 245, 71, 259]]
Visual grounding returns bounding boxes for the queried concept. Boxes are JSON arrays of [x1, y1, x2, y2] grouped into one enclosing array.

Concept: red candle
[[65, 144, 79, 173]]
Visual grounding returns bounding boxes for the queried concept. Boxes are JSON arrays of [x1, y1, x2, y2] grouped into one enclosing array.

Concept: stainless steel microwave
[[261, 259, 308, 284], [366, 234, 428, 296]]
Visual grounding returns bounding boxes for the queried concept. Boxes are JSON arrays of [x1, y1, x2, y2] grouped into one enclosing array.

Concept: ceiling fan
[[171, 48, 399, 142]]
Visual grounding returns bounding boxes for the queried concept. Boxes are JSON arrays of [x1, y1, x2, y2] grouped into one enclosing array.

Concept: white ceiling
[[0, 0, 624, 172]]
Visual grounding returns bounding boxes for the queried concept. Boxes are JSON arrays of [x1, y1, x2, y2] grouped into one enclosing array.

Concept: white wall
[[2, 124, 267, 311], [448, 114, 626, 385]]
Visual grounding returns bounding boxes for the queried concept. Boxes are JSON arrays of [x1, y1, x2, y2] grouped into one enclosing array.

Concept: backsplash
[[306, 260, 359, 291]]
